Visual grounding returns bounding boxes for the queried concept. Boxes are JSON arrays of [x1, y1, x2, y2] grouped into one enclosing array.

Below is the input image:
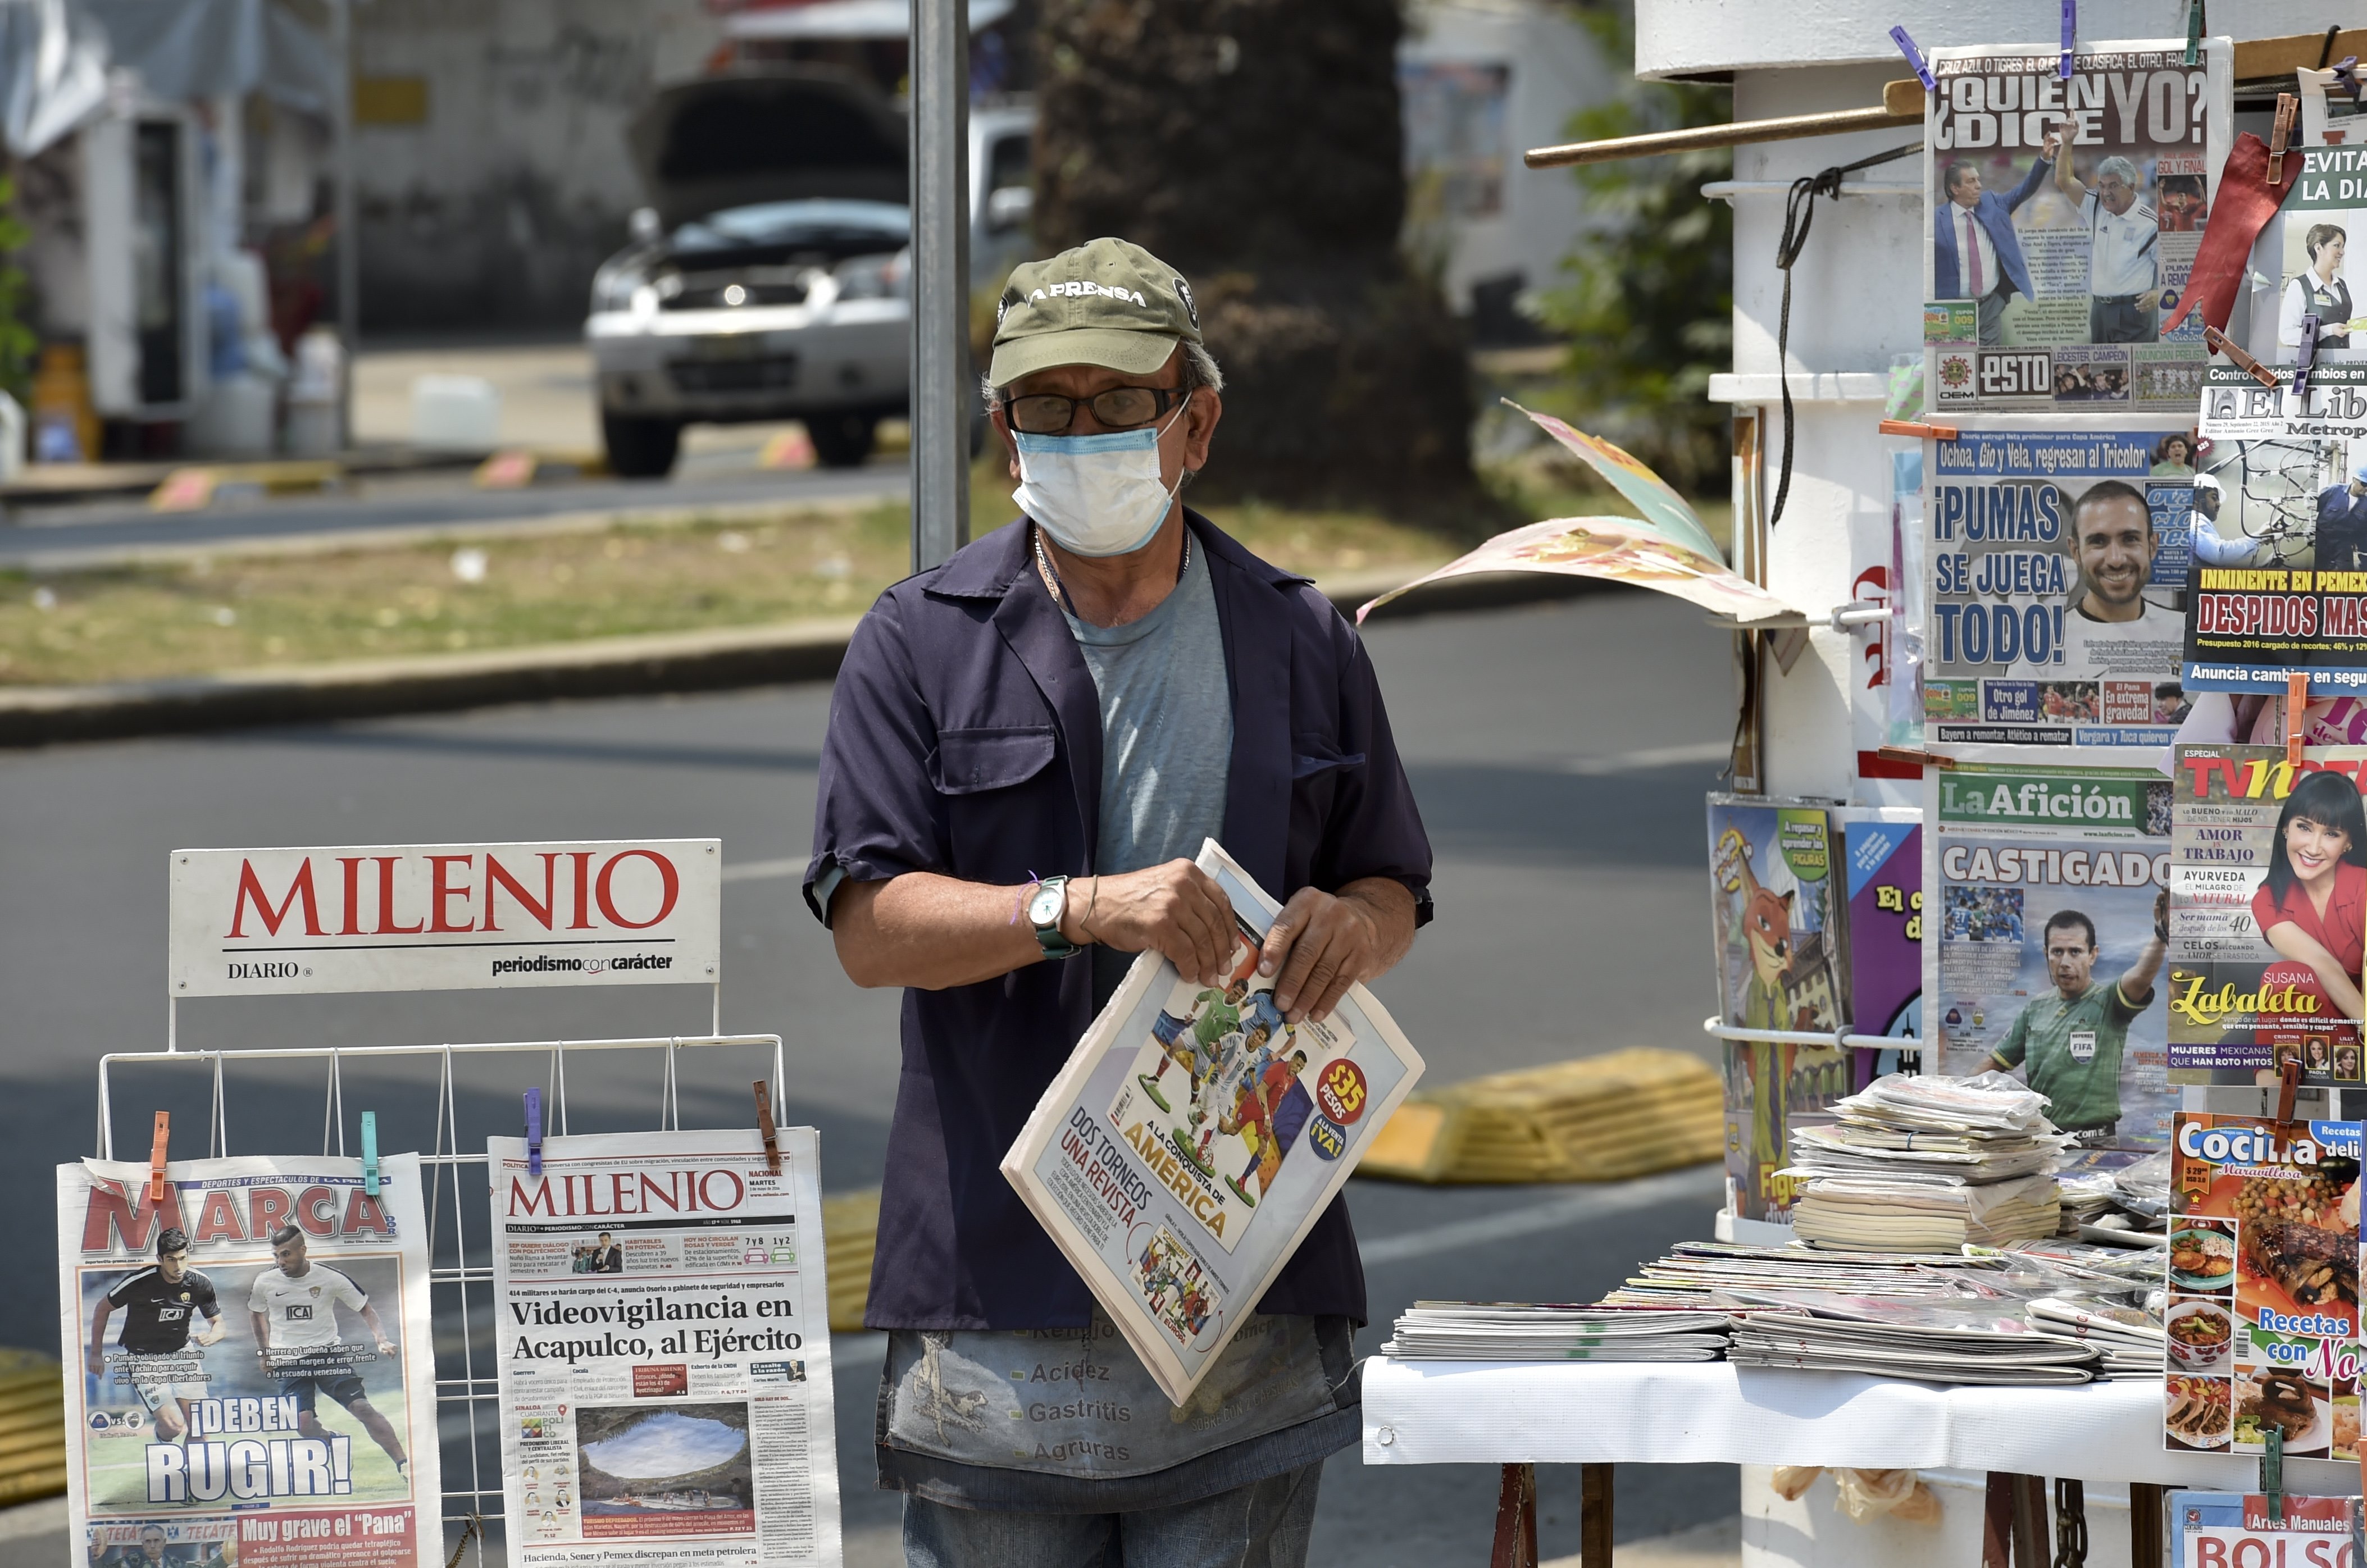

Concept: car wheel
[[807, 414, 877, 469], [602, 412, 681, 479]]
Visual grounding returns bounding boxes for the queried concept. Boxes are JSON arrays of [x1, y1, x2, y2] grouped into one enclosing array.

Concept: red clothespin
[[2204, 323, 2281, 389], [2285, 672, 2311, 767], [753, 1082, 782, 1175], [1878, 418, 1960, 440], [2275, 1054, 2303, 1127], [148, 1113, 170, 1206], [1876, 745, 1958, 771], [2270, 93, 2298, 185]]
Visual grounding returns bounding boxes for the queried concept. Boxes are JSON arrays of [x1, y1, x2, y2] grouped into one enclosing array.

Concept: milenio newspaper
[[56, 1154, 441, 1567], [487, 1128, 843, 1568], [1001, 840, 1426, 1406]]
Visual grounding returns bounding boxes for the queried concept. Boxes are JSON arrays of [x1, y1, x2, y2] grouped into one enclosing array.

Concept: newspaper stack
[[2024, 1296, 2165, 1380], [1383, 1303, 1727, 1362], [1601, 1241, 1979, 1308], [1724, 1294, 2101, 1386], [1786, 1073, 2069, 1250]]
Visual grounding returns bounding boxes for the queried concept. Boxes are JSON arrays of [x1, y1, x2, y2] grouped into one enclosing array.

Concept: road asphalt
[[0, 589, 1739, 1567]]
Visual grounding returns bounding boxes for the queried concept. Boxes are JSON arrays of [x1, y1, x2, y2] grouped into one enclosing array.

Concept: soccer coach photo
[[804, 236, 1432, 1565]]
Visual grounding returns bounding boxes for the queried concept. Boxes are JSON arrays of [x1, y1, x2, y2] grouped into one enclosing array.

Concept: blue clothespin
[[2262, 1423, 2284, 1524], [525, 1087, 543, 1177], [2334, 57, 2365, 105], [361, 1111, 380, 1197], [2184, 1, 2203, 67], [2059, 0, 2075, 80], [1889, 26, 1935, 93], [2296, 315, 2323, 400]]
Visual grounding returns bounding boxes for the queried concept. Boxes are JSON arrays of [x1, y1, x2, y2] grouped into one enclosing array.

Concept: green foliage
[[0, 172, 34, 405], [1531, 12, 1732, 494]]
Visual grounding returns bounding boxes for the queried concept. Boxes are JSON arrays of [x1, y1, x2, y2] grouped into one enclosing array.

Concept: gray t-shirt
[[1063, 541, 1234, 1010]]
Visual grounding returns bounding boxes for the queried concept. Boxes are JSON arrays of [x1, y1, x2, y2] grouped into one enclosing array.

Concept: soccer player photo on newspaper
[[1002, 840, 1423, 1407], [56, 1153, 440, 1568]]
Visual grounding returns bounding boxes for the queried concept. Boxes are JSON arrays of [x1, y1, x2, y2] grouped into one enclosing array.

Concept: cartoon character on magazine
[[1218, 1046, 1313, 1208], [1713, 825, 1799, 1031]]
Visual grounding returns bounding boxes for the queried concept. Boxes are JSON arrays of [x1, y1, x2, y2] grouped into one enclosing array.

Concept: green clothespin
[[2185, 1, 2204, 67], [2262, 1424, 2284, 1524], [361, 1111, 380, 1196]]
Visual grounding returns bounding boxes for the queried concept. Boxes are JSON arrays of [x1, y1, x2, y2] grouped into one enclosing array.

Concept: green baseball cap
[[987, 237, 1201, 386]]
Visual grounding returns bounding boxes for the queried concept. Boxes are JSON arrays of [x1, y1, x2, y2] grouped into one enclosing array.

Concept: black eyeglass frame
[[998, 385, 1191, 435]]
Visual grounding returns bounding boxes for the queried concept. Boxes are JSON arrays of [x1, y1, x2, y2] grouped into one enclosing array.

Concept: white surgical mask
[[1012, 399, 1190, 557]]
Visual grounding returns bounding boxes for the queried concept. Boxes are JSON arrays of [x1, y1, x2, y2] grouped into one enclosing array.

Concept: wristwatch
[[1027, 875, 1080, 960]]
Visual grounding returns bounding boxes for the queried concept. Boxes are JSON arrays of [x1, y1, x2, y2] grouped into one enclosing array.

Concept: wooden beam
[[2234, 29, 2367, 82], [1524, 80, 1922, 168]]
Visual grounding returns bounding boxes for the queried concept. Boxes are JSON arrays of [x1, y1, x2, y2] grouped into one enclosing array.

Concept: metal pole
[[329, 0, 358, 450], [909, 0, 971, 572]]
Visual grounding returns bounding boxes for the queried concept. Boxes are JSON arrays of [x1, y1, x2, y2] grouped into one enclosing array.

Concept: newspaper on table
[[1922, 38, 2232, 414], [1922, 423, 2196, 750], [1001, 838, 1425, 1406], [2167, 745, 2367, 1088], [486, 1128, 843, 1568], [2164, 1114, 2361, 1457], [1926, 760, 2176, 1148], [56, 1153, 441, 1568]]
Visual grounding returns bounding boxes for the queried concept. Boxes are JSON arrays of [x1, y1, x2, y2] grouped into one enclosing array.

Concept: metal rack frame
[[92, 1031, 788, 1567]]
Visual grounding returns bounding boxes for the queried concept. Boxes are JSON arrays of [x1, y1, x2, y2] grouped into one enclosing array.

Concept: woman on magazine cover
[[2252, 768, 2367, 1022]]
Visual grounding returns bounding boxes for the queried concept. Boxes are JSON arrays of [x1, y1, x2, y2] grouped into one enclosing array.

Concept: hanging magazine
[[56, 1153, 442, 1568], [1001, 839, 1424, 1406], [2168, 1490, 2367, 1568]]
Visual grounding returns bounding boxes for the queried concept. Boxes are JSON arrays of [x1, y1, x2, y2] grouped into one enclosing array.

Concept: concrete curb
[[0, 568, 1604, 748]]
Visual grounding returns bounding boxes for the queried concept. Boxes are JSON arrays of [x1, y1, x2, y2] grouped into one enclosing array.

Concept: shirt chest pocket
[[932, 725, 1062, 879]]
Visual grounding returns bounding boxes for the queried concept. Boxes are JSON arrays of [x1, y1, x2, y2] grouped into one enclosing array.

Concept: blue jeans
[[899, 1460, 1323, 1568]]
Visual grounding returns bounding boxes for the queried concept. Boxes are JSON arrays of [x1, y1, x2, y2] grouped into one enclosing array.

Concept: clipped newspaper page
[[1000, 838, 1426, 1407], [57, 1153, 441, 1567], [486, 1128, 842, 1568]]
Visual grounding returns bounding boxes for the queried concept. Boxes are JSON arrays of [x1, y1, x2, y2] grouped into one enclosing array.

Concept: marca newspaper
[[487, 1129, 843, 1568], [56, 1154, 441, 1567], [1001, 839, 1426, 1406]]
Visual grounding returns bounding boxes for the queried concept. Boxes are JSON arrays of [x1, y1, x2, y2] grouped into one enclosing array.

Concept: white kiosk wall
[[1634, 3, 2361, 1561]]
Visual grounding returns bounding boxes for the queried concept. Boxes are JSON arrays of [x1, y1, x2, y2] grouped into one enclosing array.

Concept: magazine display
[[1927, 760, 2175, 1147], [1923, 425, 2194, 749], [56, 1154, 441, 1568], [1706, 796, 1858, 1225], [2168, 745, 2367, 1086], [1000, 838, 1425, 1406], [2168, 1491, 2366, 1568], [2200, 138, 2367, 443], [486, 1128, 843, 1568], [2164, 1114, 2362, 1456], [1923, 39, 2231, 413]]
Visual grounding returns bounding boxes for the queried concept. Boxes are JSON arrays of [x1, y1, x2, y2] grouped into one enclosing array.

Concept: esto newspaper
[[486, 1128, 842, 1568], [57, 1154, 440, 1568], [1002, 840, 1425, 1406]]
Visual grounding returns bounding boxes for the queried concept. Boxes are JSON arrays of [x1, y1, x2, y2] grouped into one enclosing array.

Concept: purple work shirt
[[804, 509, 1432, 1330]]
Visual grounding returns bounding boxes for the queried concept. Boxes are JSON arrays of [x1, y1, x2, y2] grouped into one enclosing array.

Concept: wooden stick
[[1526, 81, 1922, 168], [2234, 30, 2367, 81]]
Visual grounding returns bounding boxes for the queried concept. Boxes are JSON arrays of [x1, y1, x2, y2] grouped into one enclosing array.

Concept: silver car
[[587, 69, 1035, 477]]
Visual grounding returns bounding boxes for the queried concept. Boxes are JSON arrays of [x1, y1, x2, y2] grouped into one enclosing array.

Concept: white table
[[1361, 1359, 2357, 1567]]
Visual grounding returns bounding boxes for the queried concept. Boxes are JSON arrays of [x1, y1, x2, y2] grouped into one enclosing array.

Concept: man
[[1988, 902, 2166, 1137], [2044, 135, 2160, 344], [1224, 1047, 1314, 1207], [2316, 466, 2367, 575], [2056, 481, 2177, 670], [1934, 156, 2051, 345], [127, 1526, 173, 1567], [87, 1228, 226, 1444], [247, 1226, 409, 1476], [805, 238, 1430, 1562], [590, 1233, 624, 1274]]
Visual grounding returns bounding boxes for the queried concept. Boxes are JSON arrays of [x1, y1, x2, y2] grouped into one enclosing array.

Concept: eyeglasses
[[1001, 385, 1189, 435]]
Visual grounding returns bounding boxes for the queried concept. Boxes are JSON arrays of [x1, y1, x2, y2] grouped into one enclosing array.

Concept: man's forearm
[[831, 873, 1047, 991]]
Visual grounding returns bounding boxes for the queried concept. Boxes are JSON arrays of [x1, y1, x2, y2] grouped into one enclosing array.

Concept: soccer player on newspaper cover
[[246, 1225, 410, 1476], [805, 236, 1431, 1564], [86, 1228, 227, 1446]]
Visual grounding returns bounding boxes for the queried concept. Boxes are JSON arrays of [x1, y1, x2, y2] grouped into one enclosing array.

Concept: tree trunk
[[1030, 0, 1474, 513]]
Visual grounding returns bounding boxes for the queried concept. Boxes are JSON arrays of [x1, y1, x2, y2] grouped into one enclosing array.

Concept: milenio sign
[[168, 841, 722, 996]]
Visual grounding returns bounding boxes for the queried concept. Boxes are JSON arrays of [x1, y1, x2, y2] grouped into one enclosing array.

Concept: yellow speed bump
[[1358, 1049, 1724, 1184]]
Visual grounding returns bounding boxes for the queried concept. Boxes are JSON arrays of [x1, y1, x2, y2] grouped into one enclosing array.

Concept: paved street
[[0, 588, 1737, 1566]]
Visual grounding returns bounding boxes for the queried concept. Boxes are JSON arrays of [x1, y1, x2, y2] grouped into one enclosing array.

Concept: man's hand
[[85, 1347, 104, 1378], [375, 1338, 397, 1359], [2040, 129, 2062, 161], [1070, 860, 1237, 986], [1257, 887, 1385, 1024], [2138, 289, 2163, 312]]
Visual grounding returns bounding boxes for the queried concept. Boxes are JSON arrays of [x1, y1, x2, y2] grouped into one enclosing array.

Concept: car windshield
[[668, 200, 909, 262]]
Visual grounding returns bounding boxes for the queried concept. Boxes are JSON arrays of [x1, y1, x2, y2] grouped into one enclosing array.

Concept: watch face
[[1028, 885, 1063, 927]]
